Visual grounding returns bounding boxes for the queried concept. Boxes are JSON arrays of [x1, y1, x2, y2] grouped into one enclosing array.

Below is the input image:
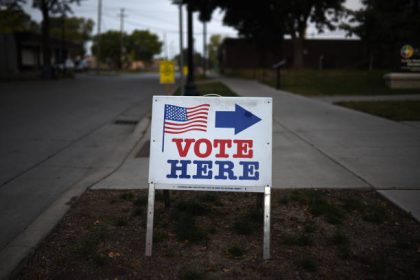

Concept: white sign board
[[146, 95, 272, 260], [149, 96, 272, 192]]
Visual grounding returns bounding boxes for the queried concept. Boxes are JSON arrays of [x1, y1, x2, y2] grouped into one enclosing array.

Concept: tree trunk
[[292, 37, 304, 69], [41, 0, 52, 79]]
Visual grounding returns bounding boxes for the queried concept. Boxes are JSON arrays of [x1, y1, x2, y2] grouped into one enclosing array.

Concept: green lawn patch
[[336, 100, 420, 121], [227, 69, 420, 96], [174, 81, 237, 96]]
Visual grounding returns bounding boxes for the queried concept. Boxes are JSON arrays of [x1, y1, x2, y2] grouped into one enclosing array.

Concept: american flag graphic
[[161, 103, 210, 151], [164, 104, 210, 134]]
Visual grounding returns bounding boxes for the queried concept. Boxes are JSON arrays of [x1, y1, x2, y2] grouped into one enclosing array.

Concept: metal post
[[263, 186, 271, 260], [276, 68, 280, 89], [61, 11, 66, 73], [96, 0, 102, 72], [145, 184, 156, 256], [119, 8, 126, 70], [203, 21, 207, 77], [178, 3, 185, 95], [184, 2, 197, 96]]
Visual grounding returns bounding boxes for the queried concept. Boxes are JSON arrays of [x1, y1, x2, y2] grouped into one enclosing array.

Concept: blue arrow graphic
[[215, 104, 262, 134]]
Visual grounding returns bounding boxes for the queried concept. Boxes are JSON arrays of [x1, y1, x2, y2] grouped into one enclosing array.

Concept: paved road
[[0, 73, 161, 251]]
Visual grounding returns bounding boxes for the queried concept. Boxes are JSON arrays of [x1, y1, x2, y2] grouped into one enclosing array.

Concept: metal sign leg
[[263, 186, 271, 260], [145, 184, 155, 256]]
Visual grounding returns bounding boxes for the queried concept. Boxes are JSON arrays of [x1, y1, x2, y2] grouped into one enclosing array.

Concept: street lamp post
[[184, 1, 198, 96]]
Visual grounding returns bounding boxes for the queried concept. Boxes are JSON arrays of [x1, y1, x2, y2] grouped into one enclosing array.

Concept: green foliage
[[279, 190, 311, 205], [92, 30, 125, 68], [343, 0, 420, 53], [132, 206, 143, 217], [283, 233, 314, 246], [193, 0, 344, 68], [0, 8, 39, 33], [132, 195, 147, 216], [119, 192, 135, 201], [304, 223, 317, 234], [92, 29, 162, 68], [198, 193, 219, 203], [153, 231, 166, 244], [174, 200, 211, 216], [126, 30, 162, 63], [226, 245, 247, 259], [33, 0, 81, 15], [299, 257, 318, 272], [394, 233, 414, 250], [49, 16, 94, 54], [171, 199, 210, 242], [208, 34, 222, 70], [180, 269, 206, 280], [280, 190, 346, 225], [362, 204, 387, 224], [309, 197, 345, 225], [74, 224, 108, 258], [331, 229, 349, 245], [133, 196, 148, 207], [232, 208, 263, 235], [341, 197, 366, 212], [174, 212, 207, 242], [113, 216, 128, 227]]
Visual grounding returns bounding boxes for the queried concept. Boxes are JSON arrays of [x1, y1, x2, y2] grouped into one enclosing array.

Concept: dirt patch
[[16, 189, 420, 279]]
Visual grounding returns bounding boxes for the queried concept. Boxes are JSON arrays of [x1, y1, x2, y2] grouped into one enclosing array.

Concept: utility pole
[[178, 2, 184, 95], [96, 0, 102, 72], [203, 21, 207, 77], [118, 8, 127, 70], [164, 32, 168, 59]]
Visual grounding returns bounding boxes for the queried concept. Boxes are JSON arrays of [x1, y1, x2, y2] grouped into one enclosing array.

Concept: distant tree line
[[342, 0, 420, 69], [0, 0, 162, 75], [91, 30, 162, 69]]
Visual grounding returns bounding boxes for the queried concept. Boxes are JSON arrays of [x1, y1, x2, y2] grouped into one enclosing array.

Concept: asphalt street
[[0, 73, 162, 251]]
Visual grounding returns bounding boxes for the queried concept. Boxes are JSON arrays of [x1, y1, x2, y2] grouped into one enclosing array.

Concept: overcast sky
[[23, 0, 362, 57]]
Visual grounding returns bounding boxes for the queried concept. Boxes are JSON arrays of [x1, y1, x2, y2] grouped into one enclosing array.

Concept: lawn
[[227, 69, 420, 96], [17, 189, 420, 279], [174, 81, 237, 96], [336, 100, 420, 121]]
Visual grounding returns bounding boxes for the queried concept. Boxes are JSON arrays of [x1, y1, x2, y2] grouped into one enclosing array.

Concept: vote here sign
[[148, 96, 272, 192]]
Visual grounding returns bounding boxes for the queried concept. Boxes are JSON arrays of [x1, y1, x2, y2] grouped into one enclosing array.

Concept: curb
[[0, 115, 151, 280]]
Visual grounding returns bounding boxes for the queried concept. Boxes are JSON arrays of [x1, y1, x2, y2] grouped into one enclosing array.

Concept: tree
[[219, 1, 286, 67], [32, 0, 80, 77], [208, 34, 222, 70], [92, 31, 127, 69], [0, 0, 39, 33], [342, 0, 420, 69], [190, 0, 345, 68], [282, 0, 345, 68], [126, 30, 162, 63], [49, 16, 94, 56]]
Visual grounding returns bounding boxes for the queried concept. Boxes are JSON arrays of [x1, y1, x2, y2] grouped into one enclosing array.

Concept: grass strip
[[336, 100, 420, 121]]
